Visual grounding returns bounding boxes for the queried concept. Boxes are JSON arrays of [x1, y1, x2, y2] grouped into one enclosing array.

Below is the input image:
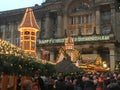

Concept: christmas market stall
[[0, 39, 55, 90]]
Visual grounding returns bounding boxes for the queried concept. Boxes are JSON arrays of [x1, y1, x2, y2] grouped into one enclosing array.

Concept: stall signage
[[38, 35, 110, 44]]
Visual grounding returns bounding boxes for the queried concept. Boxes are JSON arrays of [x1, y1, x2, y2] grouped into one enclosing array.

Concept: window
[[31, 32, 35, 35], [53, 31, 57, 38], [81, 29, 84, 34], [24, 41, 30, 50], [101, 11, 111, 21], [86, 15, 89, 23], [78, 16, 84, 24], [89, 15, 92, 23], [86, 29, 92, 33], [86, 14, 92, 23], [24, 31, 30, 35], [31, 36, 35, 40], [71, 16, 76, 24], [31, 42, 35, 50], [70, 14, 93, 36], [24, 36, 30, 40]]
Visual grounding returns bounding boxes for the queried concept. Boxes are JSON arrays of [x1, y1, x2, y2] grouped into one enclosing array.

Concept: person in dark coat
[[55, 75, 66, 90], [64, 76, 74, 90], [107, 83, 120, 90], [38, 76, 46, 90], [83, 80, 96, 90], [73, 79, 82, 90]]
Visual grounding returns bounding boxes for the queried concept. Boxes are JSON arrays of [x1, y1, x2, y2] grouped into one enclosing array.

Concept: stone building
[[0, 0, 120, 71]]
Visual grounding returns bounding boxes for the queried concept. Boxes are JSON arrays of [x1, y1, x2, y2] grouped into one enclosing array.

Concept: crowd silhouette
[[20, 71, 120, 90]]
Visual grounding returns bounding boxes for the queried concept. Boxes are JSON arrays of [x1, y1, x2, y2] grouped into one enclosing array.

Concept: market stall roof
[[55, 59, 80, 73], [0, 39, 36, 59]]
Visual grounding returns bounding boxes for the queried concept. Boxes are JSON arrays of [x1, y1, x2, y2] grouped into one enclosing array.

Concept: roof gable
[[19, 8, 39, 30]]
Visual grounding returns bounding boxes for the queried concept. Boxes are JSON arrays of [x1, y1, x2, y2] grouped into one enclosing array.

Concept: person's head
[[22, 80, 32, 90], [65, 76, 71, 82], [73, 79, 79, 86], [107, 83, 120, 90], [32, 82, 39, 90]]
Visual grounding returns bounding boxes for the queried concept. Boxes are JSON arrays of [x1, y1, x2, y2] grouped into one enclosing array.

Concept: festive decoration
[[0, 54, 43, 76], [94, 55, 102, 66], [57, 47, 82, 63], [18, 8, 40, 56], [0, 39, 37, 59], [0, 39, 56, 76]]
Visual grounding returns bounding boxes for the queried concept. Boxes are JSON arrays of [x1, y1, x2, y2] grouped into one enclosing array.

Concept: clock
[[101, 26, 111, 35]]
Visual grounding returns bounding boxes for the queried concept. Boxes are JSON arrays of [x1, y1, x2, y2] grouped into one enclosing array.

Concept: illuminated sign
[[38, 35, 110, 44]]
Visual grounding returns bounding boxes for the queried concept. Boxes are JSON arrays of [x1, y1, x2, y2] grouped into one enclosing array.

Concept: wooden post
[[8, 75, 14, 90], [13, 76, 18, 90], [1, 74, 8, 90]]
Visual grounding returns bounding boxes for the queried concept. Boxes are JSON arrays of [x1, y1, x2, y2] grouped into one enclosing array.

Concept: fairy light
[[0, 38, 37, 59]]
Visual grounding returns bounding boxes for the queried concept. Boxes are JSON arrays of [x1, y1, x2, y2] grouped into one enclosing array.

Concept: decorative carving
[[72, 2, 91, 13]]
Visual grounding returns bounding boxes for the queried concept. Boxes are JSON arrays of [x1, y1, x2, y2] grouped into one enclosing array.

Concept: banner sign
[[38, 35, 110, 44]]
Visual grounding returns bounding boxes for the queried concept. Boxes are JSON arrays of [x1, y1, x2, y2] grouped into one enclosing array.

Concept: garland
[[0, 54, 56, 76], [0, 39, 56, 76]]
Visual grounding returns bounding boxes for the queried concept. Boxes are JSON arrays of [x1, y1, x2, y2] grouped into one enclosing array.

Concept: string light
[[0, 38, 36, 59], [0, 39, 56, 76]]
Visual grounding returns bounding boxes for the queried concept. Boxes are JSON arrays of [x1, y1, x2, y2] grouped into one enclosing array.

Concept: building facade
[[0, 0, 120, 71]]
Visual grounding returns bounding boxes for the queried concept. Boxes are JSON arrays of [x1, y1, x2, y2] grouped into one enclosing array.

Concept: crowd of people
[[21, 71, 120, 90]]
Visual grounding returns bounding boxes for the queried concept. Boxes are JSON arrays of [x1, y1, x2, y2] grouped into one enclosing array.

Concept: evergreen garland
[[0, 54, 56, 76]]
